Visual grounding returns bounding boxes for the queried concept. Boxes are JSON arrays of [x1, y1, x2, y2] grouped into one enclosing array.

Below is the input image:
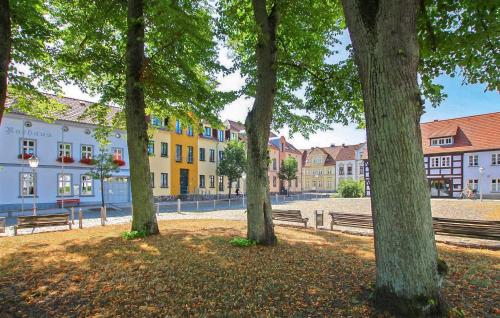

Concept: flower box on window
[[113, 159, 126, 166], [18, 153, 33, 160], [57, 156, 75, 163], [79, 158, 96, 165]]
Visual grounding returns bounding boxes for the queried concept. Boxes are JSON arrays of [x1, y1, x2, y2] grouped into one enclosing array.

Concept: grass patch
[[0, 220, 498, 317], [121, 230, 147, 240], [229, 237, 256, 247]]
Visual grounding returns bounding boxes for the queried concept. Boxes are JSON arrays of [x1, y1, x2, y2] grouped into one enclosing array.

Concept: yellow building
[[148, 126, 172, 197], [197, 123, 226, 195], [170, 119, 198, 195], [302, 147, 337, 192]]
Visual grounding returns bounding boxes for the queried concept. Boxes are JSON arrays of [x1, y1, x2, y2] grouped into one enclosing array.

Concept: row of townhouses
[[364, 112, 500, 199], [0, 96, 305, 211], [301, 143, 367, 192]]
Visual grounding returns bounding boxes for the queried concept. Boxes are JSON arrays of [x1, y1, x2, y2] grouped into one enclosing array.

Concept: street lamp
[[479, 166, 484, 202], [28, 155, 40, 215]]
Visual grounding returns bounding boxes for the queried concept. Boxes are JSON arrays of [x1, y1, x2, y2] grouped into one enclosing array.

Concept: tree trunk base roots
[[374, 288, 447, 317]]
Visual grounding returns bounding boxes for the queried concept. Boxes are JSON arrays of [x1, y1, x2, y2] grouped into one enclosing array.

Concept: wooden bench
[[329, 212, 500, 241], [273, 209, 309, 228], [14, 214, 71, 235], [0, 217, 5, 233], [56, 198, 80, 208]]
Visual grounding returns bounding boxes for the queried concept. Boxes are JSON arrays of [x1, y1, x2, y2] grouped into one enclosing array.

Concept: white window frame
[[160, 173, 168, 188], [80, 175, 93, 195], [58, 143, 72, 158], [491, 179, 500, 192], [492, 153, 500, 165], [81, 144, 93, 160], [21, 138, 36, 156], [113, 148, 123, 160], [57, 173, 72, 196], [430, 157, 440, 168], [440, 156, 451, 167], [468, 155, 478, 167], [20, 172, 36, 197], [431, 137, 453, 146], [467, 179, 478, 191]]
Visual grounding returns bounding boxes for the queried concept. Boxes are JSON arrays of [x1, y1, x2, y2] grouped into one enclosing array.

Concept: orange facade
[[170, 123, 198, 195]]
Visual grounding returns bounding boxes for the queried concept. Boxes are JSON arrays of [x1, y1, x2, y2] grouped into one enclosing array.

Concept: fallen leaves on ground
[[0, 220, 498, 317]]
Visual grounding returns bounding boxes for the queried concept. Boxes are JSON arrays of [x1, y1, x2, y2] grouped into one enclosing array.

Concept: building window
[[218, 176, 224, 191], [204, 126, 212, 137], [468, 155, 478, 167], [209, 149, 215, 162], [57, 174, 72, 196], [272, 176, 276, 187], [199, 148, 206, 161], [150, 172, 155, 188], [161, 142, 168, 157], [218, 150, 224, 161], [160, 173, 168, 188], [81, 145, 93, 159], [339, 164, 344, 175], [218, 130, 224, 142], [20, 172, 35, 196], [113, 148, 123, 160], [210, 175, 215, 188], [80, 175, 93, 195], [231, 132, 237, 140], [272, 159, 277, 170], [147, 141, 155, 155], [312, 180, 316, 187], [175, 120, 182, 134], [467, 179, 478, 191], [58, 143, 72, 158], [440, 156, 451, 167], [187, 146, 194, 163], [492, 153, 500, 165], [359, 164, 363, 175], [492, 179, 500, 192], [21, 139, 36, 156], [431, 137, 453, 146], [174, 145, 182, 162], [430, 157, 440, 168], [151, 116, 162, 127], [187, 125, 194, 136], [347, 165, 353, 175], [199, 175, 206, 188]]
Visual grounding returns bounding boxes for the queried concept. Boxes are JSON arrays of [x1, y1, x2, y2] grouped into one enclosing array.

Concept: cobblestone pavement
[[2, 197, 499, 248]]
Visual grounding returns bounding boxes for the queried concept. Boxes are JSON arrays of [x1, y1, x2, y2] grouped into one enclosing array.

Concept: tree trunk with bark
[[0, 0, 11, 125], [342, 0, 443, 316], [245, 0, 279, 245], [126, 0, 159, 235]]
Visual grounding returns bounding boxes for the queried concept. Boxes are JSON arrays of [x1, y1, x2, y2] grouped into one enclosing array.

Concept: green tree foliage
[[87, 149, 120, 208], [216, 141, 246, 198], [0, 0, 67, 124], [337, 179, 364, 198], [278, 156, 298, 196]]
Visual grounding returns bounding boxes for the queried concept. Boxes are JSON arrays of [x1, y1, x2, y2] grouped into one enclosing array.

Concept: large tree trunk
[[126, 0, 159, 235], [0, 0, 11, 125], [245, 0, 279, 245], [342, 1, 442, 316]]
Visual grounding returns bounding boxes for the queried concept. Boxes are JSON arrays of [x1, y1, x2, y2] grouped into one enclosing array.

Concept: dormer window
[[431, 137, 453, 146]]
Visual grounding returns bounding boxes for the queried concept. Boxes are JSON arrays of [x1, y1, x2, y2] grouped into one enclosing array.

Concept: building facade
[[0, 97, 130, 212], [269, 136, 303, 193], [364, 112, 500, 199]]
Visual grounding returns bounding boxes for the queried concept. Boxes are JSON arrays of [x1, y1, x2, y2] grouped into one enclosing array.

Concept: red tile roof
[[421, 112, 500, 154]]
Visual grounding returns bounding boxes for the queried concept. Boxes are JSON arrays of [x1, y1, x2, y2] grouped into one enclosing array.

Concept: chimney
[[330, 143, 335, 147], [434, 119, 439, 122]]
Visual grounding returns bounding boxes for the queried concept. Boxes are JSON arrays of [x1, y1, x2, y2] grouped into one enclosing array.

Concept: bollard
[[78, 209, 83, 229], [228, 199, 231, 207], [196, 201, 199, 211], [71, 207, 75, 225], [275, 193, 278, 203], [100, 207, 105, 226], [242, 195, 245, 206], [104, 205, 107, 222], [156, 203, 160, 215], [177, 199, 181, 213], [214, 199, 216, 209]]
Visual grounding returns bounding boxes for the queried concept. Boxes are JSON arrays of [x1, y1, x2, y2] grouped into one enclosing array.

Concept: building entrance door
[[180, 169, 189, 195], [429, 179, 452, 197]]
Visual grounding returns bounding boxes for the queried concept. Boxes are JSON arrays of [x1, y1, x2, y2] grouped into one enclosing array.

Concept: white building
[[0, 96, 131, 212], [364, 112, 500, 199]]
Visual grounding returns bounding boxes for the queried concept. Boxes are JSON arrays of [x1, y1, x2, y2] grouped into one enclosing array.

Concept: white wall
[[0, 114, 130, 210], [463, 151, 500, 198]]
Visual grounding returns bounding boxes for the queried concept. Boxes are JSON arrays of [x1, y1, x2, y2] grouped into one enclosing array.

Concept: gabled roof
[[7, 94, 121, 125], [268, 136, 302, 155], [226, 119, 245, 132], [421, 112, 500, 154]]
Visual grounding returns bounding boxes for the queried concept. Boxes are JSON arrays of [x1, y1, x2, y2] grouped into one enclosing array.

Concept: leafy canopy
[[216, 140, 247, 183], [278, 156, 298, 183]]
